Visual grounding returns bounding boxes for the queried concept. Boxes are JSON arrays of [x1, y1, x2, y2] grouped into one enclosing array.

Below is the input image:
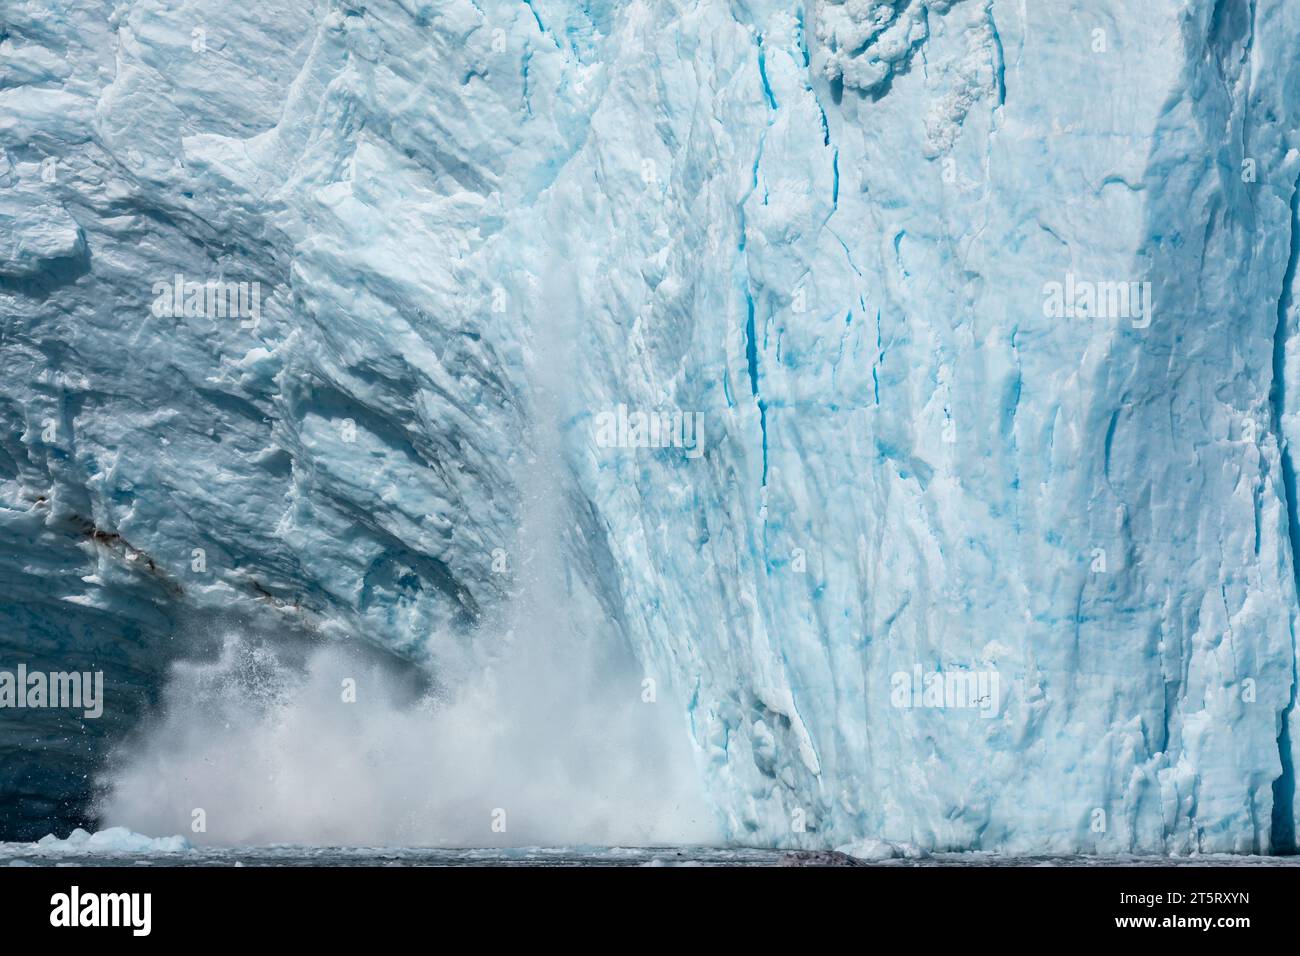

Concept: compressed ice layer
[[0, 0, 1298, 852]]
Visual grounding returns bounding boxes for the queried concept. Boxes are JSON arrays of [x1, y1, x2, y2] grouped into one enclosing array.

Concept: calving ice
[[0, 664, 102, 719], [594, 403, 705, 458], [1041, 273, 1153, 327], [50, 887, 151, 936]]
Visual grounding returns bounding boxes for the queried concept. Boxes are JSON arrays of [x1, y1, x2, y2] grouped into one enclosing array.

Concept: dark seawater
[[5, 846, 1300, 867]]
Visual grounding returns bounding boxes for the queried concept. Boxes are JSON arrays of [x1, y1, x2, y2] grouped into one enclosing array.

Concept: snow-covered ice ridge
[[2, 0, 1299, 854]]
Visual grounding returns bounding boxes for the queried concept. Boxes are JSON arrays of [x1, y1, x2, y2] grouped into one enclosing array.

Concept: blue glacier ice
[[1, 0, 1299, 855]]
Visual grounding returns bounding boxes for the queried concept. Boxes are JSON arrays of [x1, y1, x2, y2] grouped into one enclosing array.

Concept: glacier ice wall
[[2, 0, 1299, 853]]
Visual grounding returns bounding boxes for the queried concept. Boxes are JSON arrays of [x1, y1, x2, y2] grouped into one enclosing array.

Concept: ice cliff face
[[2, 0, 1299, 853]]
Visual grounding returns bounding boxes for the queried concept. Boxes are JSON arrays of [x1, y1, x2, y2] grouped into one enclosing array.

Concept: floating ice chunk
[[836, 839, 929, 861], [34, 827, 192, 854]]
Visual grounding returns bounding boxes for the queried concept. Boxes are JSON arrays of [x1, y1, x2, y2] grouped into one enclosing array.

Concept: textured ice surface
[[2, 0, 1300, 853], [29, 826, 190, 854]]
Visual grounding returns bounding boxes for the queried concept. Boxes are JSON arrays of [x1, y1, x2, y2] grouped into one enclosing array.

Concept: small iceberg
[[32, 827, 192, 854]]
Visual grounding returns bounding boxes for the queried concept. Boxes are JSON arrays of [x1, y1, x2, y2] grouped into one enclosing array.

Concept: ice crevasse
[[1, 0, 1299, 854]]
